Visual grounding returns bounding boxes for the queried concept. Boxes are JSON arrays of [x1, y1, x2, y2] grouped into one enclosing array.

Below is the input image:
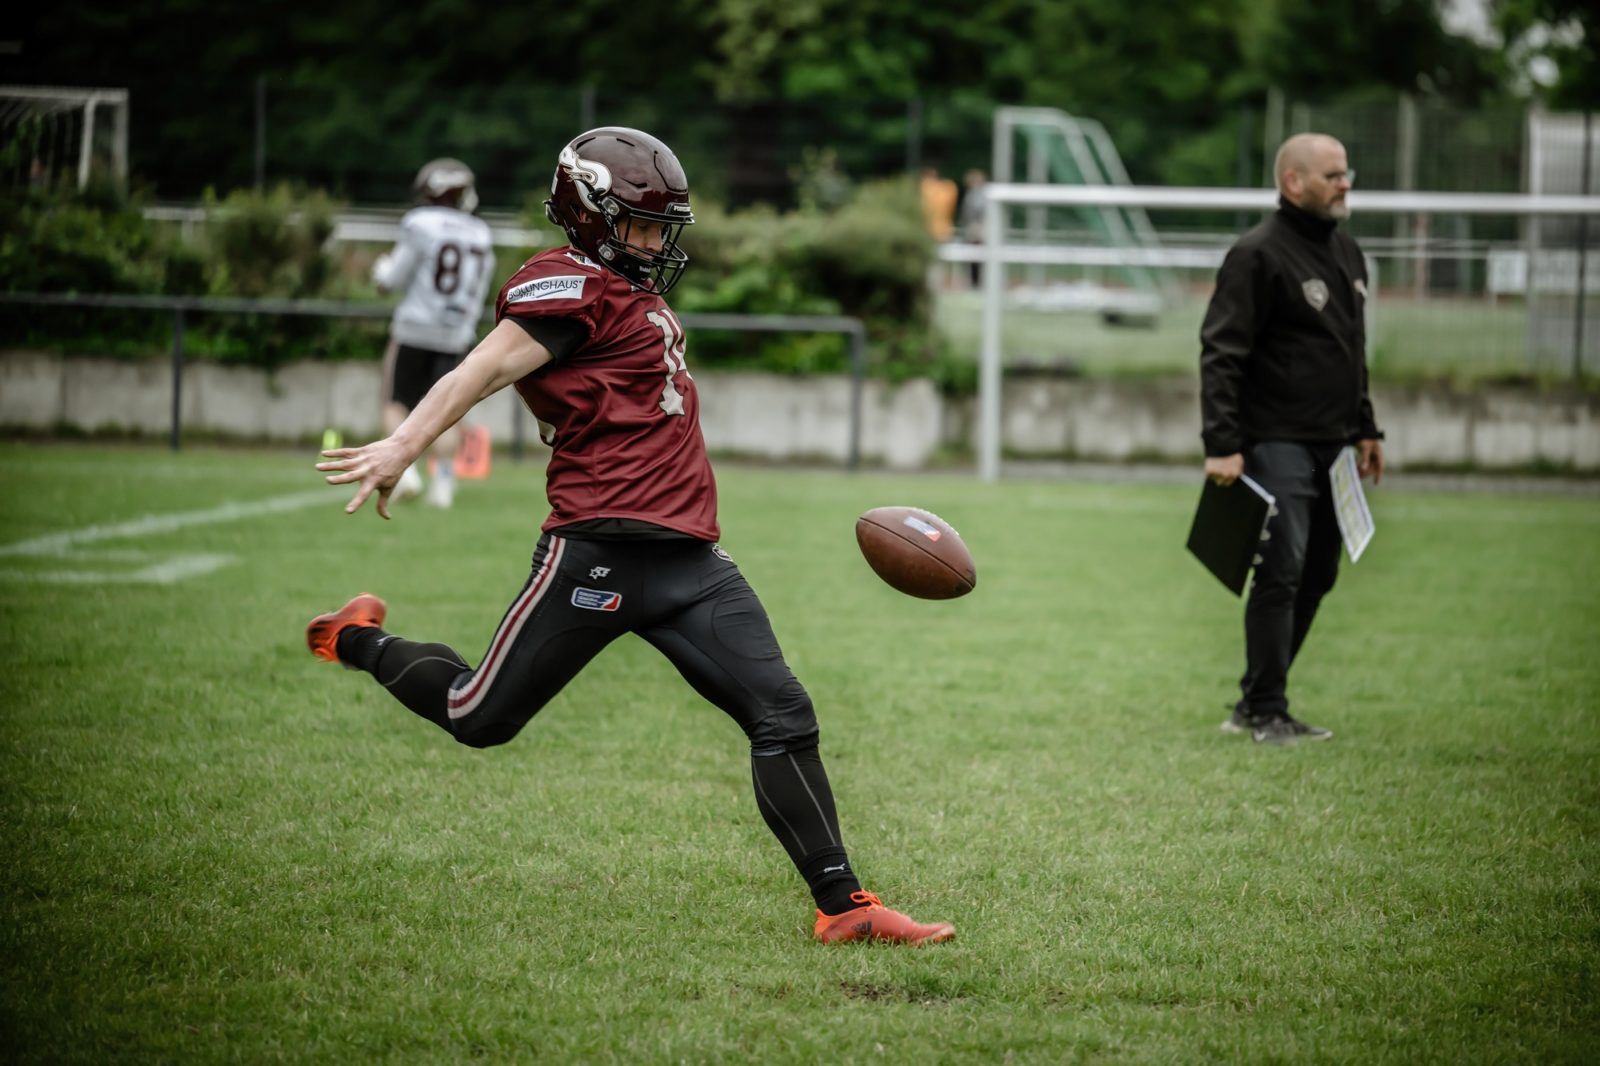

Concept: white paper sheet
[[1330, 446, 1375, 562]]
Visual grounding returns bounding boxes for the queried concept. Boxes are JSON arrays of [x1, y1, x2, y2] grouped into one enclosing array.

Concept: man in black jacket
[[1199, 132, 1384, 745]]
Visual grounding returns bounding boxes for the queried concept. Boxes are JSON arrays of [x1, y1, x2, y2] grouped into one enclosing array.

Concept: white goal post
[[974, 184, 1600, 481], [0, 85, 129, 191]]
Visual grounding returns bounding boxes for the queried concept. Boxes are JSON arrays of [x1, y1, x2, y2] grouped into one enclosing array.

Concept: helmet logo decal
[[558, 145, 613, 213]]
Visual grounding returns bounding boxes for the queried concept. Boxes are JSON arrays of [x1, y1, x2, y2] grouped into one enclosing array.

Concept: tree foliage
[[1495, 0, 1600, 107], [7, 0, 1541, 199], [1260, 0, 1504, 102]]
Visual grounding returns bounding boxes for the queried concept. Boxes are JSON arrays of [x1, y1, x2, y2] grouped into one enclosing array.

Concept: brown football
[[855, 506, 977, 600]]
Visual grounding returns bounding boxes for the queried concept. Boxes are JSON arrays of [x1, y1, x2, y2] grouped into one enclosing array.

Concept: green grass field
[[3, 443, 1597, 1063]]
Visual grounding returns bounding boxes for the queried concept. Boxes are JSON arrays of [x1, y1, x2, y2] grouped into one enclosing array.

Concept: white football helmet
[[412, 158, 478, 214]]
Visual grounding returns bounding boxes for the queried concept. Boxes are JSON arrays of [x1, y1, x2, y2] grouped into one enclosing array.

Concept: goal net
[[0, 86, 128, 193]]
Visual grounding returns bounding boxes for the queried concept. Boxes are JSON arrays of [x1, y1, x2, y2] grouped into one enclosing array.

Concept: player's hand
[[1205, 453, 1244, 486], [1357, 438, 1384, 484], [315, 440, 413, 519]]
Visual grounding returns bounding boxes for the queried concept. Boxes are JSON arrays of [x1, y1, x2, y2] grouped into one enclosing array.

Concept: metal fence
[[0, 293, 867, 467], [968, 184, 1600, 481]]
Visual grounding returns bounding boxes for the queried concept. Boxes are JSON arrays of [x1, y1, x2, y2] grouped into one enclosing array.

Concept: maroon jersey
[[495, 248, 719, 540]]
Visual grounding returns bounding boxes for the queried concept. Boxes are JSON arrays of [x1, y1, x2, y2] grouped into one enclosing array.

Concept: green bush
[[190, 185, 373, 368], [783, 178, 932, 323], [201, 186, 336, 299], [670, 179, 940, 376], [0, 180, 182, 353], [5, 177, 943, 377], [0, 182, 377, 365]]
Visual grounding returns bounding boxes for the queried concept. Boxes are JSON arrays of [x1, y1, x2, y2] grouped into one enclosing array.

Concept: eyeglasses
[[1323, 169, 1356, 185]]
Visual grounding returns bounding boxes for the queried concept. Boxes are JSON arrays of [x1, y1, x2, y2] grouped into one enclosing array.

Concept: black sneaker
[[1251, 714, 1333, 744], [1285, 715, 1332, 741], [1250, 716, 1298, 745], [1220, 705, 1255, 735]]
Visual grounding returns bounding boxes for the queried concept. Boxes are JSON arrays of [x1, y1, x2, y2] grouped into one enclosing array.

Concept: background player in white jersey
[[372, 158, 495, 508]]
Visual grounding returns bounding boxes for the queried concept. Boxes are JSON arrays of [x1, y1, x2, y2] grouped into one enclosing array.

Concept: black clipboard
[[1186, 475, 1275, 596]]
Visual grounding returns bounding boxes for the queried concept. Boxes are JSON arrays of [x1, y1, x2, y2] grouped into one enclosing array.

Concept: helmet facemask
[[605, 203, 692, 295]]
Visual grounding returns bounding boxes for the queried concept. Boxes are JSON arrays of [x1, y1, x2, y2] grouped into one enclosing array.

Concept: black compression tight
[[752, 745, 863, 914]]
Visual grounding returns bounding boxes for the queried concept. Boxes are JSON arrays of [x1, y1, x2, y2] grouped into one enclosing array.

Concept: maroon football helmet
[[544, 127, 694, 295]]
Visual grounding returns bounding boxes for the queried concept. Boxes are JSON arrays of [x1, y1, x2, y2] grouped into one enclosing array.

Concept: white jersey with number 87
[[373, 205, 495, 354]]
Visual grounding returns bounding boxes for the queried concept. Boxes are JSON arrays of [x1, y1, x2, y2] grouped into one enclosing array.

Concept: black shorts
[[389, 344, 460, 410], [442, 533, 818, 754]]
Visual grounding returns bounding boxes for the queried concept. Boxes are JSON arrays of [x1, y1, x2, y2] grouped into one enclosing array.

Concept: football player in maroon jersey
[[308, 128, 953, 946]]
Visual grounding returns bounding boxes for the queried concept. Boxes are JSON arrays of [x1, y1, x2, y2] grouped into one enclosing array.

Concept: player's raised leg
[[306, 593, 388, 665], [306, 592, 469, 731], [304, 536, 617, 749]]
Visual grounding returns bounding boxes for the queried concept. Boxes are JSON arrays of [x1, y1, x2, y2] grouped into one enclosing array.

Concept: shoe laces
[[847, 890, 884, 910]]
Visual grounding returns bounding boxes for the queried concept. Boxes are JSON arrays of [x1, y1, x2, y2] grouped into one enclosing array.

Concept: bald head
[[1275, 133, 1353, 221]]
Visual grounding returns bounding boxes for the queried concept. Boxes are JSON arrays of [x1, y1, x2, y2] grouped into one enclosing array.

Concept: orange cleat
[[306, 593, 387, 665], [813, 891, 955, 946]]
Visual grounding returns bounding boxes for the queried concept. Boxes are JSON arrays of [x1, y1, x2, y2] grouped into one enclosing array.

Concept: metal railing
[[0, 293, 868, 468], [140, 205, 548, 249], [974, 184, 1600, 481]]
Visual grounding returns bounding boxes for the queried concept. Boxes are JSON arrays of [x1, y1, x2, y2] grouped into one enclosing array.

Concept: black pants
[[1238, 441, 1344, 719], [353, 532, 862, 911], [433, 534, 817, 753]]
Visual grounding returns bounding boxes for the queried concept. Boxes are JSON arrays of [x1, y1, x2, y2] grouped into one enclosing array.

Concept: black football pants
[[425, 534, 820, 753], [1238, 441, 1345, 719], [352, 532, 861, 909]]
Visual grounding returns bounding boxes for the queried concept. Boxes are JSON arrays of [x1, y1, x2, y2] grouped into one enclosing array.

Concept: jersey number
[[645, 308, 689, 417], [434, 242, 486, 296]]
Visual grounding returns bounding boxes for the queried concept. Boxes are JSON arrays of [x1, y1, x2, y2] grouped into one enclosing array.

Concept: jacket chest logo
[[1302, 279, 1329, 311]]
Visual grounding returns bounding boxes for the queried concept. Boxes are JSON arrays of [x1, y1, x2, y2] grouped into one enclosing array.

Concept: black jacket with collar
[[1199, 197, 1382, 457]]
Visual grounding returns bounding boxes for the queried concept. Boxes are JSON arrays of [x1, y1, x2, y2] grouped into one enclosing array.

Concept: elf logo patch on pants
[[571, 588, 622, 611]]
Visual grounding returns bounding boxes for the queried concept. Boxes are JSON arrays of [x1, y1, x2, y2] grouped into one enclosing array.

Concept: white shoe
[[426, 471, 455, 509], [394, 464, 424, 501]]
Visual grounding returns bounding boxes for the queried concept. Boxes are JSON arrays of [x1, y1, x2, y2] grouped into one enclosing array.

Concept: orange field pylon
[[453, 424, 493, 480]]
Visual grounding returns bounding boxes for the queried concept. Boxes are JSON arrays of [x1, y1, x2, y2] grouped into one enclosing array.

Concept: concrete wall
[[4, 351, 1598, 471]]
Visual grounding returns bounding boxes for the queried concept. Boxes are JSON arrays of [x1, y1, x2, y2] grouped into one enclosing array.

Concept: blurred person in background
[[957, 168, 989, 288], [918, 164, 958, 243], [307, 127, 955, 946], [372, 158, 495, 509], [1199, 132, 1384, 746]]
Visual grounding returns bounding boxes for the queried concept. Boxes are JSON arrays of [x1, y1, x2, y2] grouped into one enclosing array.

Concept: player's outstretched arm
[[317, 320, 552, 518]]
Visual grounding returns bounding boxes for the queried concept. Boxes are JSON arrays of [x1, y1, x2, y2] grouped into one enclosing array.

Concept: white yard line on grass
[[0, 490, 335, 557], [7, 554, 239, 584], [0, 489, 338, 584]]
